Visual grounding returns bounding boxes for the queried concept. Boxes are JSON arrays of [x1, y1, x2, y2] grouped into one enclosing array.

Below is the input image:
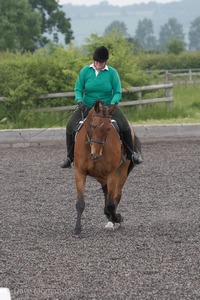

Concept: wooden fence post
[[166, 84, 173, 108], [189, 69, 192, 83], [138, 91, 143, 110], [165, 71, 169, 83]]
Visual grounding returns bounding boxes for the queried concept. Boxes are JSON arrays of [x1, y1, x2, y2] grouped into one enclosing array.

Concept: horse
[[73, 100, 141, 235]]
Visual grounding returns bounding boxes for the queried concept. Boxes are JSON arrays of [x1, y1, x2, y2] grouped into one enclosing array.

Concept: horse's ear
[[94, 99, 102, 113], [94, 100, 98, 112]]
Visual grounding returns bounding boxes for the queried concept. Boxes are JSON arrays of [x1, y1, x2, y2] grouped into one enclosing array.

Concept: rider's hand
[[78, 101, 88, 115], [109, 104, 116, 114]]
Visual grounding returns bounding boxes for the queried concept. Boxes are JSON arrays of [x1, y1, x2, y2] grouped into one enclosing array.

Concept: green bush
[[1, 33, 200, 128], [0, 35, 150, 123], [0, 46, 84, 122], [138, 51, 200, 70]]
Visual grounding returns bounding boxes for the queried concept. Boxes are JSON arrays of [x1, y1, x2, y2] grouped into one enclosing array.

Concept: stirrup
[[60, 157, 72, 168], [132, 152, 143, 164]]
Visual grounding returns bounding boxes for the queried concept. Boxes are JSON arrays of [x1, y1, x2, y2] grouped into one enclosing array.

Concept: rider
[[60, 46, 143, 168]]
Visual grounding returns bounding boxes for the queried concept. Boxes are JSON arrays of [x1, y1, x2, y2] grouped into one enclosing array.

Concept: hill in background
[[61, 0, 199, 46]]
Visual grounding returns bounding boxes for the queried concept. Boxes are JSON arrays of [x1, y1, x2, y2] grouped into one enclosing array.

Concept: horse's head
[[89, 100, 112, 160]]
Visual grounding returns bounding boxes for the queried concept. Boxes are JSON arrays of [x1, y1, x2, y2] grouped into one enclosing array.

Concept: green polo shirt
[[74, 65, 122, 108]]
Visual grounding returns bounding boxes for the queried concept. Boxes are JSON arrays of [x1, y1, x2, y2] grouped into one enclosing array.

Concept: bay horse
[[74, 100, 141, 235]]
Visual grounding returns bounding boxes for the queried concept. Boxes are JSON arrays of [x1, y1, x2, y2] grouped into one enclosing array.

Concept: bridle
[[88, 113, 111, 146]]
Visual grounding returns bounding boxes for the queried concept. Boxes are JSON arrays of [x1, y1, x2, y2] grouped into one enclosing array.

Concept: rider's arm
[[109, 67, 122, 105], [74, 67, 88, 103]]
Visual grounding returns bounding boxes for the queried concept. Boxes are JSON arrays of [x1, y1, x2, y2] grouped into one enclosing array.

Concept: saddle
[[74, 120, 85, 132], [74, 119, 120, 134]]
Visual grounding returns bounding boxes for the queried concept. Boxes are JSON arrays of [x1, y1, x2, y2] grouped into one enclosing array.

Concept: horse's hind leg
[[105, 194, 123, 224], [102, 185, 108, 199], [102, 185, 116, 222], [75, 172, 86, 235], [104, 171, 128, 224], [104, 180, 123, 224], [101, 185, 110, 217]]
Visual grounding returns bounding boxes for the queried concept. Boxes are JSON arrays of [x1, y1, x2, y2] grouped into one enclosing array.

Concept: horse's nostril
[[91, 154, 101, 160], [91, 155, 97, 160]]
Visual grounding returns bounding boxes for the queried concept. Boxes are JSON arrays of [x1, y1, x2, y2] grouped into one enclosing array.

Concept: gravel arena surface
[[1, 137, 200, 300]]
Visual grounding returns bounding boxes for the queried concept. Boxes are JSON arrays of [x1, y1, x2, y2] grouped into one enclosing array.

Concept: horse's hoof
[[75, 227, 81, 236], [105, 221, 114, 230], [115, 213, 124, 224]]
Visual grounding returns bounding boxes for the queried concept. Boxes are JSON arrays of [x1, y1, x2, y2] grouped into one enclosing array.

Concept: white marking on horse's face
[[90, 143, 103, 159], [100, 147, 103, 156]]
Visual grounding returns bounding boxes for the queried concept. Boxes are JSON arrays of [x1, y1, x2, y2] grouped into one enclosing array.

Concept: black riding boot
[[60, 133, 74, 168], [122, 128, 143, 165]]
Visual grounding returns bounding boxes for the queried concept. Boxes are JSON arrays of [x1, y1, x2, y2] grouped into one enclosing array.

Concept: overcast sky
[[58, 0, 181, 6]]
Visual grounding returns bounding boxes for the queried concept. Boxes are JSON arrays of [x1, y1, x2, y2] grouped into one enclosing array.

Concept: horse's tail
[[134, 133, 142, 155], [127, 128, 142, 175]]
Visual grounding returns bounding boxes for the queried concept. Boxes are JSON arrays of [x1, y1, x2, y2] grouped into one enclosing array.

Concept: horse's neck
[[84, 115, 92, 131]]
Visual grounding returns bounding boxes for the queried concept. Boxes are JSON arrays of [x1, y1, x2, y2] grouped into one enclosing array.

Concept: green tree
[[127, 37, 143, 55], [29, 0, 74, 45], [158, 18, 185, 52], [104, 21, 129, 37], [0, 0, 42, 52], [0, 0, 74, 52], [188, 16, 200, 50], [134, 18, 157, 51], [167, 38, 186, 54]]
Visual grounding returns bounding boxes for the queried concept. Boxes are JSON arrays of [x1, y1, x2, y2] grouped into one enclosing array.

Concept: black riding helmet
[[93, 46, 109, 62]]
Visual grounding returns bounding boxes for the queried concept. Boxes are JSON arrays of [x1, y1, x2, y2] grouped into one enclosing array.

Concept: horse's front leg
[[74, 171, 86, 235]]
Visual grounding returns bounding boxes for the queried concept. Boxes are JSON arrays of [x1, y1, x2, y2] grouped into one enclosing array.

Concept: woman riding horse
[[60, 46, 143, 168], [73, 100, 140, 235]]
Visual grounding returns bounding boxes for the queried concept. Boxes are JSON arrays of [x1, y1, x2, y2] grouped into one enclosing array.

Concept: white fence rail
[[0, 97, 6, 102], [147, 69, 200, 85]]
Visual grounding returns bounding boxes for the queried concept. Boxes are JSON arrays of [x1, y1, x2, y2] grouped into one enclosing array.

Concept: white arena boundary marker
[[0, 124, 200, 148], [0, 288, 11, 300]]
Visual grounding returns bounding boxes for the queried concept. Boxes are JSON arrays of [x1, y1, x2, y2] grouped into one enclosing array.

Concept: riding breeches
[[111, 105, 130, 131], [66, 104, 130, 134]]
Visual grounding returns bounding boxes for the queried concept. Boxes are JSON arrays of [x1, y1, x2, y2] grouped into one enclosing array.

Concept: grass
[[127, 85, 200, 125], [0, 85, 199, 129]]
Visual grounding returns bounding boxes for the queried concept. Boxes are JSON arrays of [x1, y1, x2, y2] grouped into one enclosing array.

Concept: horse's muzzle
[[90, 153, 102, 160]]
